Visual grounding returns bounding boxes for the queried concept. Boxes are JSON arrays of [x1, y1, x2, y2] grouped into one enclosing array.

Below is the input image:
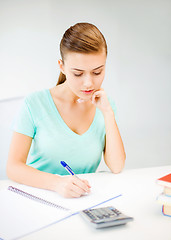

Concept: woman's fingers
[[57, 176, 91, 198], [82, 179, 91, 189], [70, 183, 86, 197], [72, 176, 91, 193]]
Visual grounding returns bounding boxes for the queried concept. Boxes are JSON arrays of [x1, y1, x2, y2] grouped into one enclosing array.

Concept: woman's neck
[[51, 83, 91, 106]]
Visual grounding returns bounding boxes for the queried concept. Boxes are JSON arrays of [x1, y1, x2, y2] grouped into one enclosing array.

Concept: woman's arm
[[92, 89, 126, 173], [6, 132, 90, 197], [103, 110, 126, 173]]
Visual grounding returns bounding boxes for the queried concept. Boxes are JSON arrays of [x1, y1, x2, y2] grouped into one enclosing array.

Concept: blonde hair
[[57, 22, 107, 85]]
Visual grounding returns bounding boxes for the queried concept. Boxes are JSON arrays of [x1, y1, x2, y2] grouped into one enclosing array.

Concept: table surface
[[1, 165, 171, 240]]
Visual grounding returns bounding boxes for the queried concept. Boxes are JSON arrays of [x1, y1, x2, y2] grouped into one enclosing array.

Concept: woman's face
[[59, 51, 107, 100]]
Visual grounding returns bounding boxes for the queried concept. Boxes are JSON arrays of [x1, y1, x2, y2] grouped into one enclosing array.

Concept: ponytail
[[56, 72, 66, 85]]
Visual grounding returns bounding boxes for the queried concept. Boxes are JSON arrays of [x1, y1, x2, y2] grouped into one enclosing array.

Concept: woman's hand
[[91, 88, 113, 115], [55, 175, 91, 198]]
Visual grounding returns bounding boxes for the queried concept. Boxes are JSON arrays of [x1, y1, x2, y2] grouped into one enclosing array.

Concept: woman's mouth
[[81, 89, 94, 95]]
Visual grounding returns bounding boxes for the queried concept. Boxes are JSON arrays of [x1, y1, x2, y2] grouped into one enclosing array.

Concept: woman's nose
[[83, 75, 93, 88]]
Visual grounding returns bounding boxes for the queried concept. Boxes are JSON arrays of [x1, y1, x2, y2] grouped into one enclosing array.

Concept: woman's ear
[[58, 59, 65, 74]]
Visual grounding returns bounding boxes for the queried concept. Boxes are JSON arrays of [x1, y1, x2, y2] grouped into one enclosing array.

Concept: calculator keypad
[[83, 207, 121, 221], [80, 206, 134, 228]]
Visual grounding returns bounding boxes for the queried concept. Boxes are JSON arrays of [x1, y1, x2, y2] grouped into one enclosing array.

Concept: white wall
[[0, 0, 171, 179]]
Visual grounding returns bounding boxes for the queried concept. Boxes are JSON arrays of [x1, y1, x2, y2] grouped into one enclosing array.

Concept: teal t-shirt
[[12, 89, 117, 175]]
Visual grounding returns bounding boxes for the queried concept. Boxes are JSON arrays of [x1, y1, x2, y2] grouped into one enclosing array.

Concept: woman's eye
[[74, 73, 83, 77], [73, 71, 102, 76], [93, 71, 101, 75]]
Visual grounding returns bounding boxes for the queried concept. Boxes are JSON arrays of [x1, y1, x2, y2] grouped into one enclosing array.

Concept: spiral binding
[[8, 186, 69, 211]]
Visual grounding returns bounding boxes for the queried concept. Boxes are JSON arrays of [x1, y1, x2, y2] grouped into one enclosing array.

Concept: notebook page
[[0, 189, 72, 240], [0, 173, 121, 240], [55, 173, 121, 211], [15, 172, 121, 212]]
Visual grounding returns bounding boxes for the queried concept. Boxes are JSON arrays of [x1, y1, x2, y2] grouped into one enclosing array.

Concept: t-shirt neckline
[[46, 89, 97, 138]]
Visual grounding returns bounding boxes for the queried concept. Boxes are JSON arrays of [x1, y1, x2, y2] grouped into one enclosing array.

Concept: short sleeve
[[11, 98, 36, 138]]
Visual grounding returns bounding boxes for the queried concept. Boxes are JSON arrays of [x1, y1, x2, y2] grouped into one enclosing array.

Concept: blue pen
[[60, 161, 76, 176]]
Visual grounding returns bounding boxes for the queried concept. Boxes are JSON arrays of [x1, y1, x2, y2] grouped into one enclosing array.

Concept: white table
[[1, 165, 171, 240]]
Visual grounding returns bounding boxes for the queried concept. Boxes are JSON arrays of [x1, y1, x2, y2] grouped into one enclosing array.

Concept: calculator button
[[89, 215, 96, 220], [107, 212, 117, 216], [112, 209, 121, 215], [87, 213, 97, 220], [92, 210, 103, 218], [105, 208, 115, 214]]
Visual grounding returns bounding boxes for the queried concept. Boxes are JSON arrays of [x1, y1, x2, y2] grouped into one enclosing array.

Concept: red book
[[157, 173, 171, 188]]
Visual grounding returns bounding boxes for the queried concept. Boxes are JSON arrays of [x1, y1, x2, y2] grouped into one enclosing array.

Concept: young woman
[[7, 22, 126, 198]]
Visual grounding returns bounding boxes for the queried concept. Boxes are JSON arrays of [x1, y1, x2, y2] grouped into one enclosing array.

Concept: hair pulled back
[[57, 22, 107, 85]]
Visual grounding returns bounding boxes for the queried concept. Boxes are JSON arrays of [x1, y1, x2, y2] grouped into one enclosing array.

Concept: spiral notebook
[[0, 186, 73, 240], [0, 175, 121, 240]]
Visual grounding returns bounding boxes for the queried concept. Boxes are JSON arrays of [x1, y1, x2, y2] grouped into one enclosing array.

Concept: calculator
[[79, 206, 133, 228]]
